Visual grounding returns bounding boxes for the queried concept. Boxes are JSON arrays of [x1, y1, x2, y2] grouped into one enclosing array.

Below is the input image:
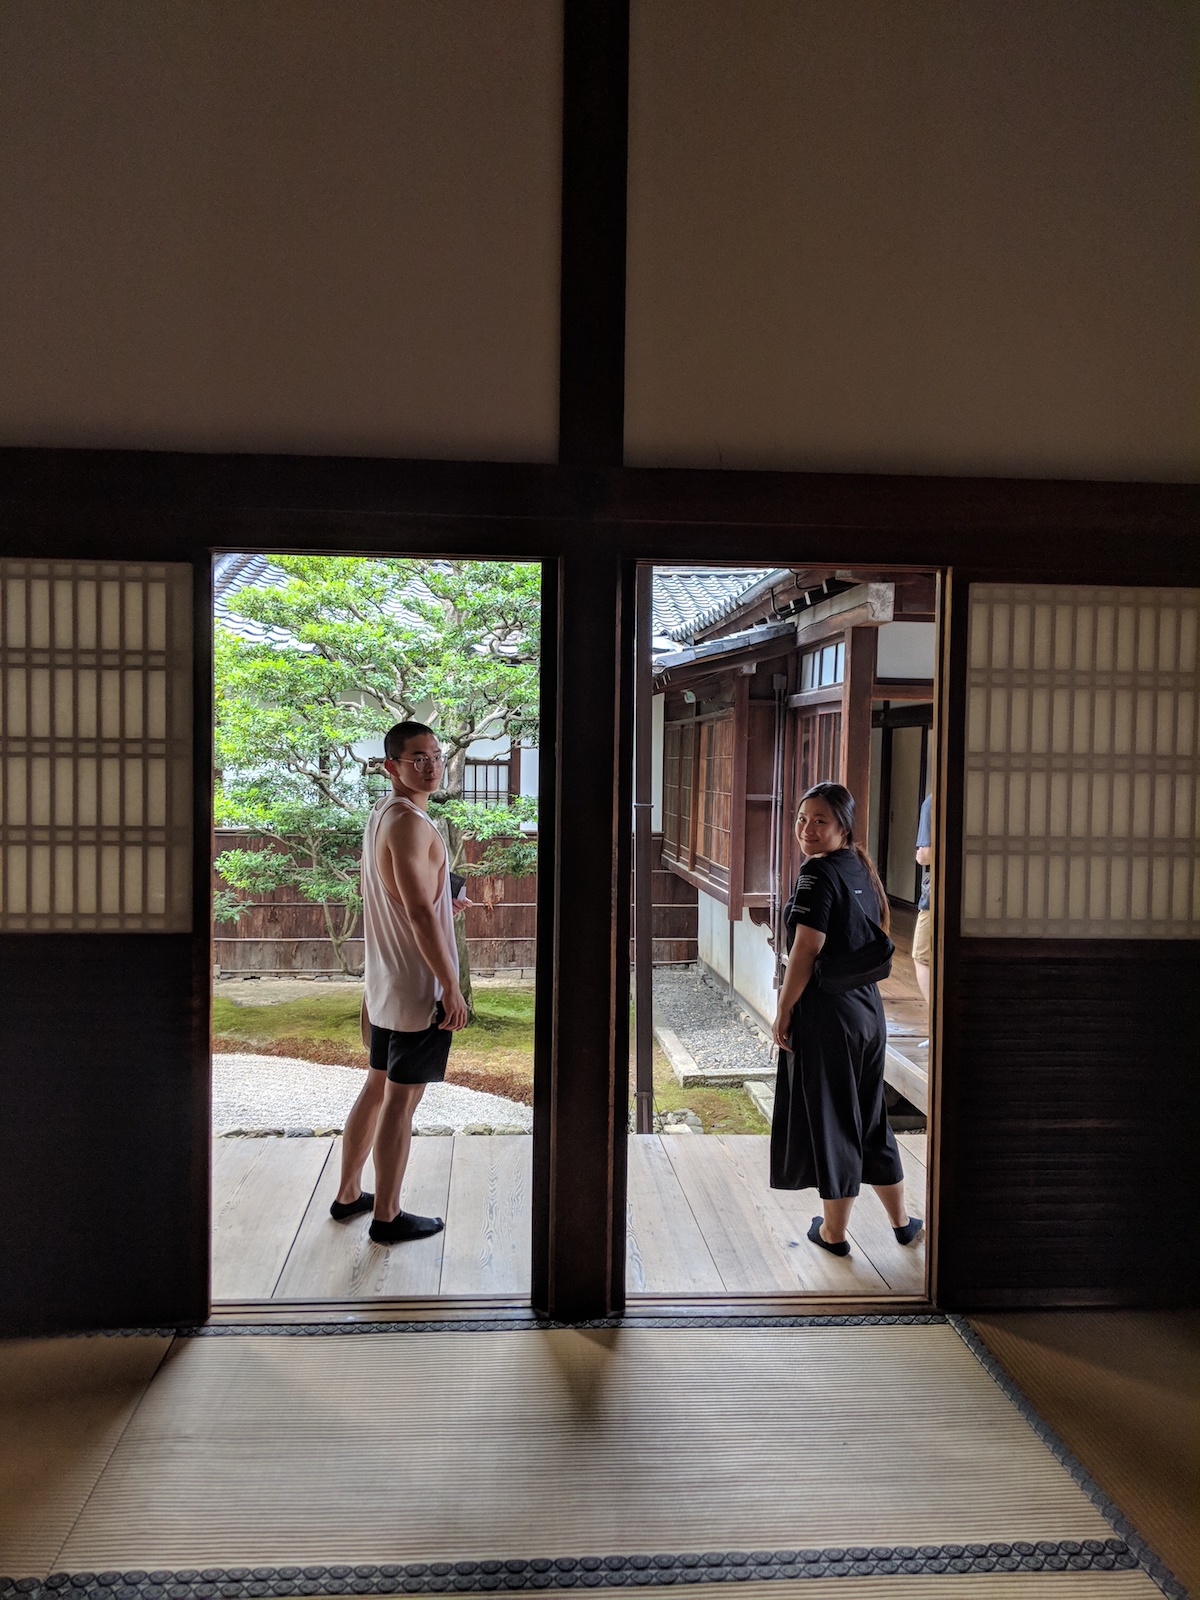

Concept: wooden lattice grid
[[962, 583, 1199, 937], [0, 560, 193, 931]]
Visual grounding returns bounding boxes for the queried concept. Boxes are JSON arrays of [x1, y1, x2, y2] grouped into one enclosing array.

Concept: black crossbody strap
[[813, 853, 894, 993]]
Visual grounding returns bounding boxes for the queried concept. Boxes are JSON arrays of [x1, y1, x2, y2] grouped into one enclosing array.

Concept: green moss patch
[[213, 986, 538, 1105]]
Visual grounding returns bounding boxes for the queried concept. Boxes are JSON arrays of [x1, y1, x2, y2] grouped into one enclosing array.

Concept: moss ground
[[641, 1043, 770, 1135], [212, 984, 769, 1132], [212, 987, 536, 1104]]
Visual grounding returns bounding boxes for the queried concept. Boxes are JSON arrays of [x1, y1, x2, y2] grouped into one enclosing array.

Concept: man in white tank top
[[330, 722, 468, 1244]]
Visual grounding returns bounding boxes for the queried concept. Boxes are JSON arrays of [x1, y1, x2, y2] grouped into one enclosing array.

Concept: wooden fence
[[212, 830, 697, 975]]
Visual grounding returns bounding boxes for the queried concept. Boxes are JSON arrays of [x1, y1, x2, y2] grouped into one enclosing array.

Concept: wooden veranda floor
[[212, 1131, 926, 1302]]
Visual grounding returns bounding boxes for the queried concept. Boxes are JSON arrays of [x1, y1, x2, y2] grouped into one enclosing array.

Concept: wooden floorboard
[[211, 1137, 333, 1300], [896, 1131, 929, 1202], [273, 1139, 453, 1300], [211, 1133, 928, 1304], [626, 1136, 724, 1293], [707, 1135, 890, 1295], [657, 1134, 809, 1294], [439, 1135, 532, 1296], [838, 1184, 926, 1293]]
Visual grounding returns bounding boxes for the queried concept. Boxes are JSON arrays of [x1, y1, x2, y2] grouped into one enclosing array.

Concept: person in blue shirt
[[913, 792, 933, 1006]]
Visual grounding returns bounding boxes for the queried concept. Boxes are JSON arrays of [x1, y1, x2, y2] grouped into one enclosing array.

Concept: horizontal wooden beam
[[2, 451, 1197, 584], [788, 687, 843, 710], [873, 678, 936, 702]]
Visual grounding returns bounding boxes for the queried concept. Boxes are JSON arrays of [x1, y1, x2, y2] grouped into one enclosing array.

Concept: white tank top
[[361, 793, 458, 1032]]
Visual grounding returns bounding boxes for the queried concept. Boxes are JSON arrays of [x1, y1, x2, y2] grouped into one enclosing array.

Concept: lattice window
[[798, 707, 842, 795], [661, 719, 695, 869], [661, 714, 731, 886], [963, 584, 1199, 938], [662, 721, 682, 857], [799, 639, 845, 691], [677, 722, 694, 856], [0, 560, 193, 931], [462, 759, 510, 808], [696, 715, 733, 874]]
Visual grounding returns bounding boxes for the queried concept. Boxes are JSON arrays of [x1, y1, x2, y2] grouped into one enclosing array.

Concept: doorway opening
[[628, 563, 941, 1300], [208, 552, 542, 1307]]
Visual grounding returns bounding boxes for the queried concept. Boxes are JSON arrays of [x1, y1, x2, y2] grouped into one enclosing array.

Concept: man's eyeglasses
[[395, 752, 445, 772]]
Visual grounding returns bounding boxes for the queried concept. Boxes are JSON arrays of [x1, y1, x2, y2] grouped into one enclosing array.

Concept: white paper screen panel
[[0, 560, 193, 931], [963, 585, 1199, 938]]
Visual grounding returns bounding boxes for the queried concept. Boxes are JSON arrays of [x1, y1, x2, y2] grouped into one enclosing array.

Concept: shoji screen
[[963, 585, 1199, 937], [0, 560, 193, 931]]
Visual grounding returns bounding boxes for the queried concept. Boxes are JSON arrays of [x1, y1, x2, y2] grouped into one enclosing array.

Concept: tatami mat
[[447, 1582, 1164, 1600], [52, 1324, 1122, 1570], [0, 1334, 169, 1576], [971, 1312, 1200, 1597]]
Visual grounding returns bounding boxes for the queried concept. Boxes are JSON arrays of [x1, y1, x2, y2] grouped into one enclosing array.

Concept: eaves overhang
[[652, 619, 796, 687]]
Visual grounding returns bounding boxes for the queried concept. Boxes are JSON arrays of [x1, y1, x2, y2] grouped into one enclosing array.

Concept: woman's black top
[[784, 848, 881, 958]]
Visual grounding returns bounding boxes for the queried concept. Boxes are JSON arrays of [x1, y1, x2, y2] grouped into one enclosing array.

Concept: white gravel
[[213, 1053, 532, 1135], [653, 964, 777, 1073]]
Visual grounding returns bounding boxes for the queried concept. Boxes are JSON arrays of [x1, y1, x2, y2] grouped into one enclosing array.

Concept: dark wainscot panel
[[0, 933, 209, 1333], [938, 938, 1199, 1309]]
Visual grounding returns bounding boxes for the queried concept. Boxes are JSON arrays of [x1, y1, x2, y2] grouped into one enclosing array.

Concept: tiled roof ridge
[[656, 567, 785, 643]]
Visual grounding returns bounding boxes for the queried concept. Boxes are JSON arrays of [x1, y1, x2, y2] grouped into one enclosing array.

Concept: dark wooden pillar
[[840, 626, 877, 835], [539, 0, 632, 1318], [534, 550, 631, 1320]]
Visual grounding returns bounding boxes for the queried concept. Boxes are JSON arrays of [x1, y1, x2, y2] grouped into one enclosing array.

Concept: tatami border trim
[[0, 1539, 1144, 1600], [946, 1314, 1189, 1600], [79, 1313, 948, 1338]]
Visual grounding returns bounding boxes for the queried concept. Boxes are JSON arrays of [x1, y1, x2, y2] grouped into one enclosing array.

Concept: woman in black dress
[[770, 782, 923, 1257]]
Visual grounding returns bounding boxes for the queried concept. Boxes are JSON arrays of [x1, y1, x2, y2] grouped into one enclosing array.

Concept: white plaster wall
[[885, 725, 925, 900], [627, 0, 1199, 480], [0, 1, 562, 459], [518, 742, 538, 801], [733, 913, 777, 1029], [696, 892, 778, 1029], [876, 622, 937, 679], [465, 735, 510, 760], [696, 890, 729, 979]]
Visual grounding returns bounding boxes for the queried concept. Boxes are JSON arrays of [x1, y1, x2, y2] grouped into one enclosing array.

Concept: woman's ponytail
[[852, 841, 890, 934]]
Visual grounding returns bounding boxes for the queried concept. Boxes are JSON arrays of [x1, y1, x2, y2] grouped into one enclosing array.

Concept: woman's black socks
[[329, 1191, 374, 1221], [807, 1216, 851, 1256], [894, 1217, 924, 1245]]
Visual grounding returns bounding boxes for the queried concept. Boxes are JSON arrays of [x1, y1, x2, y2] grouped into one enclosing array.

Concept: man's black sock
[[369, 1210, 445, 1244]]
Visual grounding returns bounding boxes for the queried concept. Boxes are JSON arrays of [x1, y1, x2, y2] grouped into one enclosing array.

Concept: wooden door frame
[[0, 451, 1196, 1330]]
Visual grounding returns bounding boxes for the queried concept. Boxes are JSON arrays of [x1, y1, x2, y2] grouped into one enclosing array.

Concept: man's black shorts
[[368, 1002, 452, 1084]]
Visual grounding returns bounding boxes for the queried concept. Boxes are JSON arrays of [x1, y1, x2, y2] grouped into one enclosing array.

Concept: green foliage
[[214, 557, 541, 971], [434, 795, 539, 877]]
